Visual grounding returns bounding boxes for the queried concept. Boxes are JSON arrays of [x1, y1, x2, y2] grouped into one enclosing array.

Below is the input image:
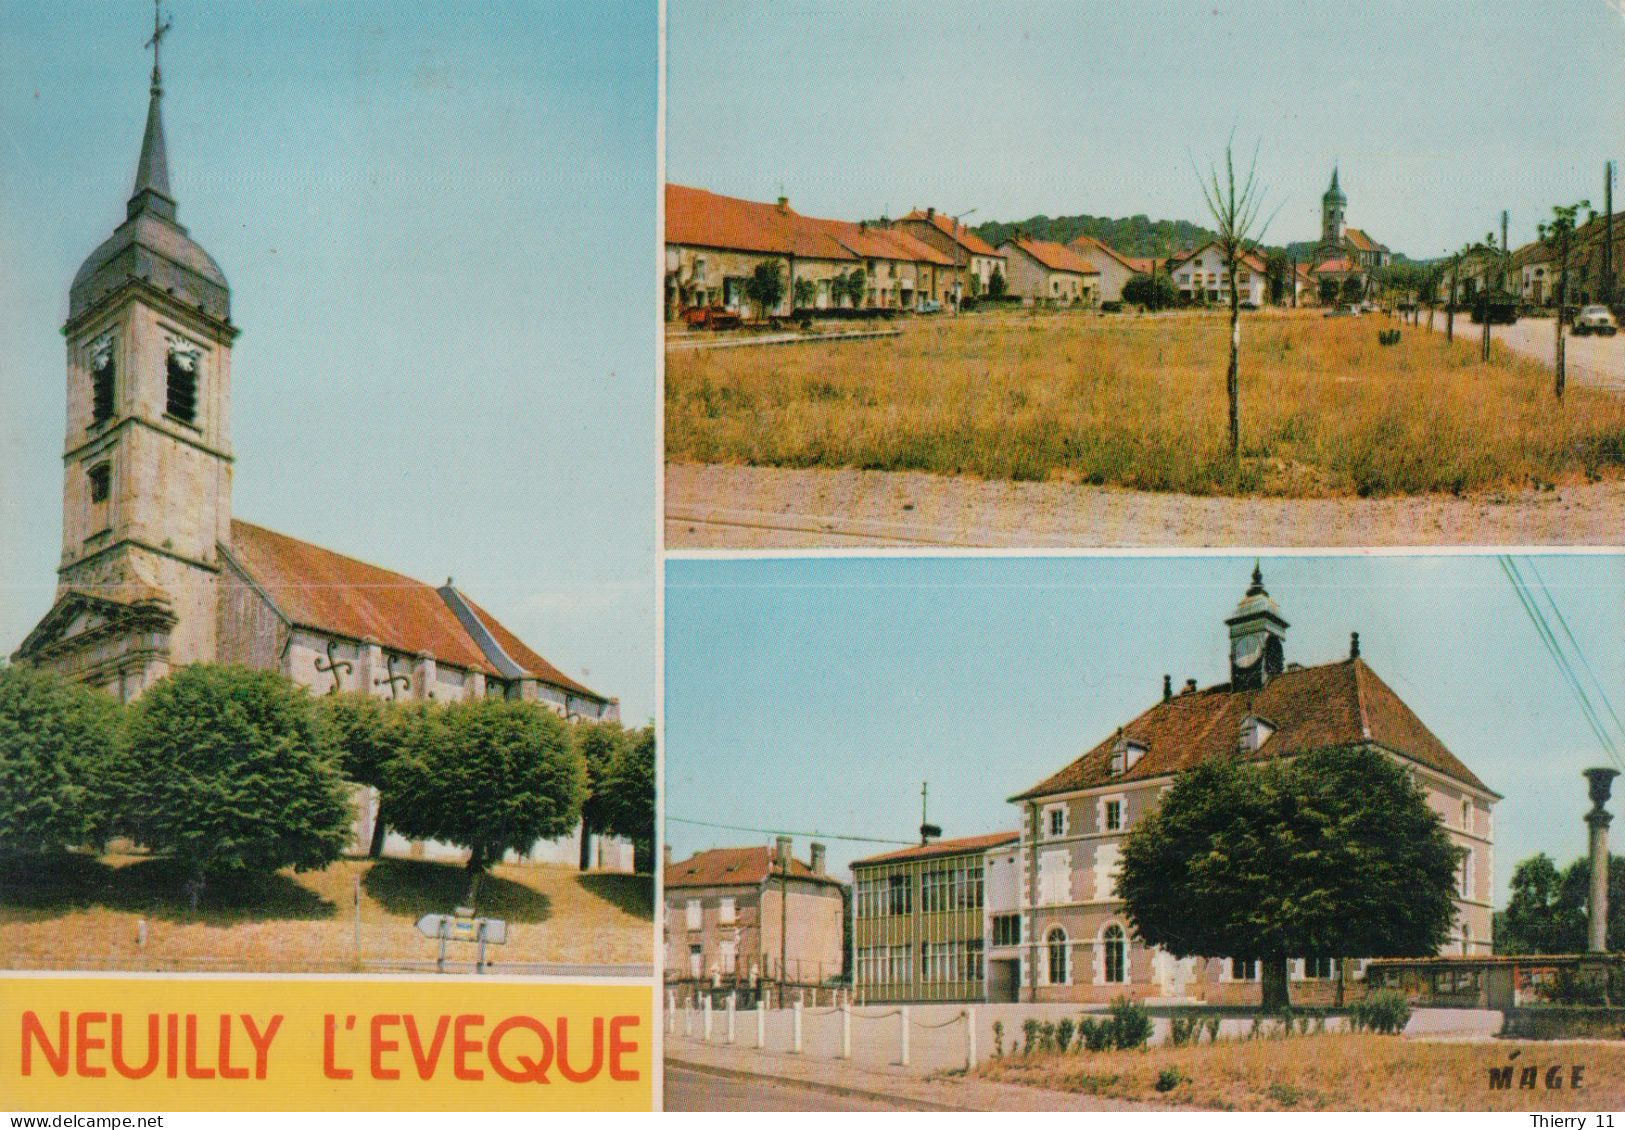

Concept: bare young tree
[[1540, 200, 1592, 401], [1194, 139, 1276, 461]]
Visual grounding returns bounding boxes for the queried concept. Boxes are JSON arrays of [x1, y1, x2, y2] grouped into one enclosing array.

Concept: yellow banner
[[0, 977, 652, 1112]]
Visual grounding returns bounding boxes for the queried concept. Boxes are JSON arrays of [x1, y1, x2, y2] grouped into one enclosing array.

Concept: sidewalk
[[666, 1034, 1165, 1112]]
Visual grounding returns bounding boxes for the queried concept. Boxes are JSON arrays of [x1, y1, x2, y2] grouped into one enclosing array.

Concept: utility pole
[[1482, 228, 1494, 363], [1606, 162, 1616, 309], [776, 835, 790, 1007]]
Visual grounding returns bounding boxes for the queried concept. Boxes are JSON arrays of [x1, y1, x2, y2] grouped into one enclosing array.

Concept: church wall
[[217, 556, 289, 671]]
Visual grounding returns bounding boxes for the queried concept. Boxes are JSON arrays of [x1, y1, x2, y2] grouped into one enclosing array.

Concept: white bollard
[[965, 1007, 977, 1070], [702, 993, 712, 1040], [792, 1000, 803, 1054], [756, 1002, 766, 1049], [726, 993, 736, 1045], [666, 991, 675, 1034], [684, 1003, 693, 1038], [899, 1006, 910, 1066], [841, 1001, 852, 1060]]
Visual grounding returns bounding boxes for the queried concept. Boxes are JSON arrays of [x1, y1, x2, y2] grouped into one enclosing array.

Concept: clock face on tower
[[1232, 633, 1265, 671]]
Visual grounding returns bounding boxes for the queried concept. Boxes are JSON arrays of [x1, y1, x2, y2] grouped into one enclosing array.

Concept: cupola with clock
[[1225, 563, 1288, 692]]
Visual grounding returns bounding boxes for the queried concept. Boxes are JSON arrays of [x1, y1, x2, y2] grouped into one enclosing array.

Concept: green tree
[[597, 725, 655, 873], [744, 260, 785, 320], [388, 698, 585, 905], [1118, 745, 1462, 1011], [1122, 271, 1175, 310], [1540, 200, 1592, 400], [575, 719, 626, 871], [1194, 138, 1276, 462], [317, 693, 409, 858], [1264, 249, 1289, 305], [988, 267, 1007, 299], [1341, 274, 1365, 304], [0, 664, 122, 855], [1497, 851, 1625, 954], [1317, 277, 1338, 305], [792, 276, 816, 310], [125, 665, 352, 905]]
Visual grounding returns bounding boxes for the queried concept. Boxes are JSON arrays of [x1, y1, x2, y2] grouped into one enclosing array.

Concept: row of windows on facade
[[854, 940, 986, 987], [853, 863, 986, 919], [683, 896, 737, 929], [687, 939, 739, 976], [88, 342, 199, 428]]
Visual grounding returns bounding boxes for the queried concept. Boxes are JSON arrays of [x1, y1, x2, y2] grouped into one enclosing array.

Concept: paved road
[[1425, 312, 1625, 390], [664, 1064, 928, 1111]]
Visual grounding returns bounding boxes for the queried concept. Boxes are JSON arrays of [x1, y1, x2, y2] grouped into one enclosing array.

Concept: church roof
[[226, 520, 606, 702], [1344, 227, 1385, 253], [1010, 657, 1494, 802]]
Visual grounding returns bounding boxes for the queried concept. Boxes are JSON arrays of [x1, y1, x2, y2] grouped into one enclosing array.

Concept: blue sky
[[665, 555, 1625, 907], [669, 0, 1625, 257], [0, 2, 658, 722]]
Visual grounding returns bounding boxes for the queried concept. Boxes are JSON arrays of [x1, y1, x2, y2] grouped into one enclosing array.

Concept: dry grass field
[[975, 1032, 1625, 1111], [0, 852, 652, 972], [666, 311, 1625, 498]]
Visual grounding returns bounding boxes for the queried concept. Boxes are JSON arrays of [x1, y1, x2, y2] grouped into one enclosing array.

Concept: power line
[[1523, 556, 1625, 747], [666, 816, 915, 847]]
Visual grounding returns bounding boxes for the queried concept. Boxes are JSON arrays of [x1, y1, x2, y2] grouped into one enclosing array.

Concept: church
[[1312, 166, 1391, 292], [11, 19, 625, 868]]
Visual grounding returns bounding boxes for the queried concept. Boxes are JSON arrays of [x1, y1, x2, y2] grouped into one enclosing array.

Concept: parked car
[[1572, 305, 1618, 336], [918, 299, 942, 314], [681, 305, 742, 331]]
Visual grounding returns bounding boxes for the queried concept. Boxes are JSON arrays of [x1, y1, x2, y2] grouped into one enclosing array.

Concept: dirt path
[[666, 463, 1625, 549]]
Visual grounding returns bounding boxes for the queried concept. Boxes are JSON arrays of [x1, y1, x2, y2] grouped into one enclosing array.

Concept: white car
[[1573, 305, 1618, 336]]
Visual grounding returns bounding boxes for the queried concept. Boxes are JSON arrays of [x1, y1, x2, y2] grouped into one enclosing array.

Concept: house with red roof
[[1067, 234, 1142, 304], [665, 840, 846, 1000], [897, 208, 1008, 306], [1169, 241, 1271, 306], [997, 235, 1100, 307], [1005, 566, 1498, 1006], [14, 55, 626, 870]]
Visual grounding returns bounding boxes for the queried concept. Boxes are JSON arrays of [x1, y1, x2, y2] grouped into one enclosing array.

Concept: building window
[[1046, 927, 1068, 985], [1461, 849, 1474, 899], [967, 939, 984, 982], [1230, 956, 1258, 981], [719, 896, 736, 925], [1047, 806, 1066, 837], [685, 898, 701, 931], [719, 939, 737, 974], [1102, 924, 1126, 984], [90, 336, 115, 424], [1461, 798, 1472, 831], [688, 944, 702, 979], [992, 913, 1022, 947], [166, 343, 199, 424], [1104, 799, 1123, 832], [887, 873, 912, 916], [87, 463, 111, 505], [1303, 955, 1334, 980]]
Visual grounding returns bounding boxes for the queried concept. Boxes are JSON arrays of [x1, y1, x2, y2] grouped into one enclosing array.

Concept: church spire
[[129, 0, 176, 222]]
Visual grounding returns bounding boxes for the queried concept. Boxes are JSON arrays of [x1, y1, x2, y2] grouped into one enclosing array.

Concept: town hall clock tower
[[16, 5, 237, 700]]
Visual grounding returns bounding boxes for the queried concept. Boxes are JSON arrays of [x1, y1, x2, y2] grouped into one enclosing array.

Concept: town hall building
[[1002, 567, 1498, 1006], [11, 19, 626, 869]]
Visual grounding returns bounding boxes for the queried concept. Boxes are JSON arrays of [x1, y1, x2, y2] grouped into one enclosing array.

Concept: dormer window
[[1110, 737, 1146, 776], [1238, 715, 1276, 753], [165, 339, 200, 425], [90, 335, 115, 424]]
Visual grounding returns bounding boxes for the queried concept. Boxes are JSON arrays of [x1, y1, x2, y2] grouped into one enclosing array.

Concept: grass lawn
[[0, 851, 652, 972], [974, 1032, 1625, 1111], [666, 310, 1625, 498]]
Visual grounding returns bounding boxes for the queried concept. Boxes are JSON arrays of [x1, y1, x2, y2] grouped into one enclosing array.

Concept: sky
[[668, 0, 1625, 258], [665, 554, 1625, 908], [0, 2, 658, 722]]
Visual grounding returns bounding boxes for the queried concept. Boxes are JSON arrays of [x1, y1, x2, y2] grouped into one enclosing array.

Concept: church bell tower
[[1226, 563, 1288, 692], [1320, 166, 1347, 257], [15, 3, 236, 699]]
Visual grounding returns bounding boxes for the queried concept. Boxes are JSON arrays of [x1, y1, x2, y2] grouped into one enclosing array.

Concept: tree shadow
[[577, 872, 654, 921], [362, 858, 552, 924], [0, 852, 334, 924]]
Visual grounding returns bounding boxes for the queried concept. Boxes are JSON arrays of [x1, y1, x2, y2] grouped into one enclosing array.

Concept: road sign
[[416, 913, 508, 945]]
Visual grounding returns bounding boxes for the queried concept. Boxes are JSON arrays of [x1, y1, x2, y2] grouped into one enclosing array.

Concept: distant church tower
[[1319, 166, 1347, 258], [17, 7, 236, 699], [1226, 563, 1288, 692]]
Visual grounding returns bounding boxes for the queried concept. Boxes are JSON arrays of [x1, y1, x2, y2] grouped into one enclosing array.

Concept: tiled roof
[[1344, 227, 1386, 253], [1314, 257, 1355, 274], [665, 846, 844, 890], [1068, 234, 1138, 273], [815, 218, 955, 266], [1011, 657, 1493, 802], [227, 520, 605, 699], [900, 210, 1003, 258], [1004, 236, 1100, 275], [1167, 240, 1268, 274], [852, 831, 1019, 868], [665, 184, 857, 261]]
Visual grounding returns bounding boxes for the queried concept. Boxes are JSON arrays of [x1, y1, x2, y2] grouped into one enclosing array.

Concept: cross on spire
[[146, 0, 172, 96]]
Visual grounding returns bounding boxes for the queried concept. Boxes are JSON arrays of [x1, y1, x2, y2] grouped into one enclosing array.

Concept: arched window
[[1046, 927, 1068, 985], [1103, 924, 1127, 984]]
